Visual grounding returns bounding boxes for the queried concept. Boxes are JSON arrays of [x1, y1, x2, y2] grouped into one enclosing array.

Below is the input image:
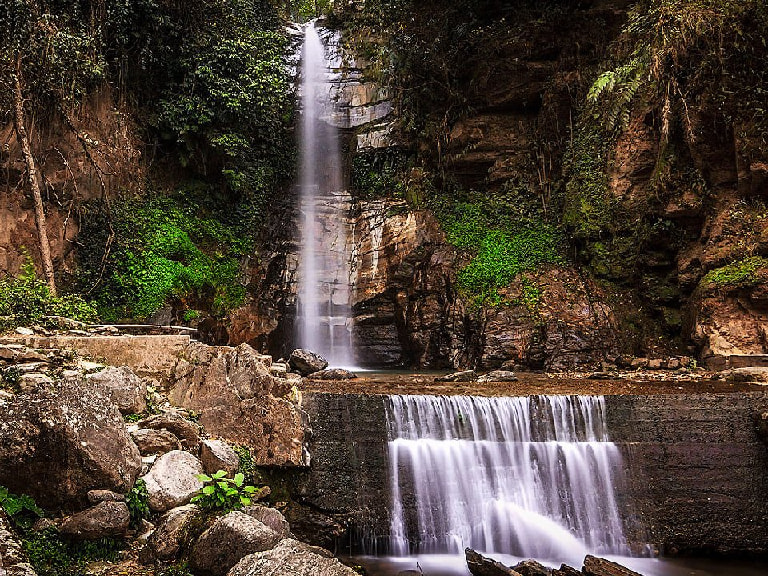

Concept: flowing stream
[[296, 22, 355, 367], [385, 395, 630, 563]]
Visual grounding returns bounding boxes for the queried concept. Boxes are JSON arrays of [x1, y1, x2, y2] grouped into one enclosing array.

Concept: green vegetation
[[0, 486, 122, 576], [126, 479, 151, 531], [159, 563, 195, 576], [234, 444, 257, 486], [77, 192, 252, 322], [436, 197, 562, 308], [701, 257, 768, 290], [0, 257, 98, 331], [191, 470, 269, 512]]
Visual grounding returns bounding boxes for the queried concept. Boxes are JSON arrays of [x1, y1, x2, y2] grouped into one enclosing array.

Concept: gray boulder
[[59, 501, 130, 540], [190, 511, 283, 576], [0, 375, 141, 509], [477, 370, 518, 383], [86, 366, 147, 414], [227, 538, 359, 576], [131, 428, 182, 456], [201, 439, 240, 476], [435, 370, 478, 383], [583, 556, 642, 576], [144, 504, 203, 562], [288, 349, 328, 376], [242, 506, 291, 537], [141, 450, 204, 512]]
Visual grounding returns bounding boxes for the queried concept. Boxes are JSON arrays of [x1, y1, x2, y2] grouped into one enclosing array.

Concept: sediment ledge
[[297, 391, 768, 557]]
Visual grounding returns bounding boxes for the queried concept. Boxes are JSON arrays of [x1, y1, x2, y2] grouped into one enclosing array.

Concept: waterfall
[[386, 395, 631, 562], [296, 22, 355, 367]]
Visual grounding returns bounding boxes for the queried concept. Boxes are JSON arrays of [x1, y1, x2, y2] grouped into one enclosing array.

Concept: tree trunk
[[12, 57, 57, 296]]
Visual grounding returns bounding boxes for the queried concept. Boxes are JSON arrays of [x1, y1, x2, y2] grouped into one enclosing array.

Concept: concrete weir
[[297, 392, 768, 557]]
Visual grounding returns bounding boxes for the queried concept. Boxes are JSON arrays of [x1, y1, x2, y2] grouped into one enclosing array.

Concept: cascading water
[[296, 22, 355, 367], [386, 395, 631, 564]]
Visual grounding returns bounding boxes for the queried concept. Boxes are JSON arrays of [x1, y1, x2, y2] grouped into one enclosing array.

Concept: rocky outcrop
[[138, 412, 201, 453], [241, 506, 291, 538], [0, 375, 142, 509], [582, 556, 642, 576], [170, 343, 309, 467], [190, 511, 283, 576], [141, 450, 204, 513], [226, 538, 359, 576], [131, 428, 182, 456], [86, 366, 147, 414]]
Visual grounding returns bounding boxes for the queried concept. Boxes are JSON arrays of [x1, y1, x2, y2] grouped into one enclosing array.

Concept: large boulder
[[190, 511, 282, 576], [435, 370, 478, 383], [86, 366, 147, 414], [466, 549, 522, 576], [0, 375, 142, 509], [141, 450, 204, 512], [138, 411, 201, 453], [143, 504, 203, 562], [241, 506, 291, 538], [170, 343, 309, 467], [131, 428, 182, 456], [227, 538, 359, 576], [200, 439, 240, 476], [582, 556, 642, 576], [305, 369, 357, 380], [59, 501, 130, 540], [288, 349, 328, 376], [512, 560, 551, 576]]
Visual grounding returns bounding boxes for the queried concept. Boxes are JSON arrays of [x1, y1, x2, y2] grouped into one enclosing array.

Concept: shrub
[[126, 479, 151, 530], [191, 470, 269, 512]]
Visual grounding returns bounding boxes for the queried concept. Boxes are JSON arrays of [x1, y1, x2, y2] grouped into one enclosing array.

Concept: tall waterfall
[[386, 395, 631, 562], [296, 23, 355, 367]]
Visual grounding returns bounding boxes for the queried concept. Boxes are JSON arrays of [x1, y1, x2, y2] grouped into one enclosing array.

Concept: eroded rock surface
[[170, 343, 309, 467], [144, 504, 203, 562], [86, 366, 147, 414], [141, 450, 203, 512], [59, 501, 130, 540], [0, 375, 141, 509], [190, 511, 283, 576], [226, 538, 358, 576]]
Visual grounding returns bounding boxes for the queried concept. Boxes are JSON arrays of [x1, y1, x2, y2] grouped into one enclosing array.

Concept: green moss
[[701, 256, 768, 290], [436, 197, 562, 308]]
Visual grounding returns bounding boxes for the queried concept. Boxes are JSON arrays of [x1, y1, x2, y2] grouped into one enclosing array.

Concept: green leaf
[[202, 485, 216, 495], [233, 473, 244, 487], [212, 470, 228, 479], [196, 474, 212, 483]]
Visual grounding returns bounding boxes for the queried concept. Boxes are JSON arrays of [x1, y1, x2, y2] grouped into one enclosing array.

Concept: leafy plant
[[126, 479, 151, 530], [191, 470, 268, 512], [0, 366, 22, 393], [0, 485, 44, 530]]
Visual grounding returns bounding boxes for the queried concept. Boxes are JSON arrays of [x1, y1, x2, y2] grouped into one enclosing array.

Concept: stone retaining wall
[[299, 392, 768, 557]]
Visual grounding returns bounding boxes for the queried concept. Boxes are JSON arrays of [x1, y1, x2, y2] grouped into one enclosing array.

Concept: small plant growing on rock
[[191, 470, 268, 512], [126, 479, 151, 530], [0, 366, 22, 393], [0, 486, 44, 530]]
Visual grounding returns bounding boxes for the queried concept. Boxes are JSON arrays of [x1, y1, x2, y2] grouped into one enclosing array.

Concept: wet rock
[[582, 555, 642, 576], [131, 428, 182, 456], [138, 411, 201, 452], [87, 490, 125, 504], [397, 571, 422, 576], [227, 538, 359, 576], [242, 506, 291, 537], [306, 369, 357, 380], [466, 548, 521, 576], [512, 559, 551, 576], [86, 366, 147, 414], [190, 511, 282, 576], [477, 370, 518, 383], [288, 349, 329, 376], [587, 372, 613, 380], [144, 504, 203, 562], [754, 412, 768, 445], [59, 501, 130, 540], [170, 343, 309, 467], [0, 375, 141, 509], [435, 370, 478, 383], [552, 566, 581, 576], [201, 439, 240, 476], [141, 450, 204, 512]]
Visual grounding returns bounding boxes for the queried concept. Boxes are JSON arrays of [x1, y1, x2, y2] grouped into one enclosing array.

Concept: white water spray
[[386, 395, 631, 564], [296, 22, 355, 367]]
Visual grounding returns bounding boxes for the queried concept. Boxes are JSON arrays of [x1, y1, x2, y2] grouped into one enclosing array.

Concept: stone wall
[[298, 392, 768, 557]]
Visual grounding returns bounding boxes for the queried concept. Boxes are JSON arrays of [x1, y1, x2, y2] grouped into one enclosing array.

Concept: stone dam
[[290, 392, 768, 559]]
